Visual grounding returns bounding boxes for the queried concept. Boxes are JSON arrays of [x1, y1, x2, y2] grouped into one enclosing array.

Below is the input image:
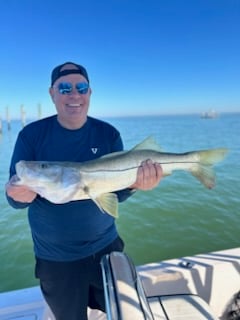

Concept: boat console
[[101, 251, 219, 320]]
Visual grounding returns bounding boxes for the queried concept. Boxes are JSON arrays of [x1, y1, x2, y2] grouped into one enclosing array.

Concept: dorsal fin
[[95, 136, 162, 161], [97, 150, 127, 160], [131, 136, 162, 152]]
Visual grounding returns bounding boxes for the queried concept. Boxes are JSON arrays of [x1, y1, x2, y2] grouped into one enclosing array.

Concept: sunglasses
[[55, 82, 89, 95]]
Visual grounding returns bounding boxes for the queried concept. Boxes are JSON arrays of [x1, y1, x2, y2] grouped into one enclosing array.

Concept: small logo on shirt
[[91, 148, 98, 154]]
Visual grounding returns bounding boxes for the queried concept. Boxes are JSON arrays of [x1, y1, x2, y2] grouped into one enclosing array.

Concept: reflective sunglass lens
[[58, 82, 72, 94], [76, 82, 89, 94], [57, 82, 89, 95]]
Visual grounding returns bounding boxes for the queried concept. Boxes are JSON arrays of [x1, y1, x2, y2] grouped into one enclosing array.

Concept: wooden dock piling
[[6, 106, 11, 130], [20, 104, 26, 127]]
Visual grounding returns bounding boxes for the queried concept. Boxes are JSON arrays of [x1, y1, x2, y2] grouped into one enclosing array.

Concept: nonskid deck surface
[[137, 247, 240, 319]]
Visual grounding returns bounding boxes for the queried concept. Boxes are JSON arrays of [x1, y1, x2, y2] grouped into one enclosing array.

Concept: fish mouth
[[15, 161, 26, 179], [11, 174, 21, 185]]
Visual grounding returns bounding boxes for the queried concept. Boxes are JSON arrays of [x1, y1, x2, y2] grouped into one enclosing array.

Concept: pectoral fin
[[93, 193, 119, 218]]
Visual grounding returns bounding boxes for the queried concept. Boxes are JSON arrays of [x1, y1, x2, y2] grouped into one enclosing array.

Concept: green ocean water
[[0, 113, 239, 292]]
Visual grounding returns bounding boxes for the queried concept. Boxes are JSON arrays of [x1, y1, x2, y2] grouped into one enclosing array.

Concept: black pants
[[35, 237, 124, 320]]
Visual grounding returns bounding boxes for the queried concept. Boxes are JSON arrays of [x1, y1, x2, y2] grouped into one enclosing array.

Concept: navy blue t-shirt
[[7, 115, 133, 261]]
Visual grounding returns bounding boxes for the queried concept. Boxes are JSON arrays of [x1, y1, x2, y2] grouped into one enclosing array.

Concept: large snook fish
[[14, 137, 228, 218]]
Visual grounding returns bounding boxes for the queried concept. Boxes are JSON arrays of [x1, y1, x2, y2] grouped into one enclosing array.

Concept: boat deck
[[0, 247, 239, 320]]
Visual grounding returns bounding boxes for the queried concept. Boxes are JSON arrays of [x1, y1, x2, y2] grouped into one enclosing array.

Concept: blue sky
[[0, 0, 239, 119]]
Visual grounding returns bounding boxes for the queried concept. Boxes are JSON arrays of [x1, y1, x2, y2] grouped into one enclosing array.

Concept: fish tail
[[191, 148, 228, 189], [191, 165, 216, 189], [198, 148, 228, 165]]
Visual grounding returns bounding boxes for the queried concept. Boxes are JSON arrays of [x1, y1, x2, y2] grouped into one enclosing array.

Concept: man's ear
[[49, 87, 55, 103]]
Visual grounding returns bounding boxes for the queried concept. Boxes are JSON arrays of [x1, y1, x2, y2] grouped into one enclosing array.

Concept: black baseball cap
[[51, 61, 89, 86]]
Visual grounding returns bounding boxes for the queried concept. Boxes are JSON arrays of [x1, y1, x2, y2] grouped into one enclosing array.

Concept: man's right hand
[[5, 175, 37, 203]]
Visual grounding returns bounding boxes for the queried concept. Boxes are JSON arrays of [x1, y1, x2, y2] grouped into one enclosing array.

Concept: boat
[[201, 110, 218, 119], [0, 247, 239, 320]]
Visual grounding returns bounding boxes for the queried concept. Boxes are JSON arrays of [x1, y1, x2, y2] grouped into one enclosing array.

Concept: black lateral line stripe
[[81, 161, 199, 173]]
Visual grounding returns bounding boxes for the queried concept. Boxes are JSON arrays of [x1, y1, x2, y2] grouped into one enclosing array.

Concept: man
[[5, 62, 162, 320]]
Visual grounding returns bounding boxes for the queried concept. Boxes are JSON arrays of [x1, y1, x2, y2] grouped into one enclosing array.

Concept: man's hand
[[130, 160, 163, 190], [5, 175, 37, 203]]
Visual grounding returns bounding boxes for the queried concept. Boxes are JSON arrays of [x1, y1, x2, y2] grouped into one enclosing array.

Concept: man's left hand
[[130, 160, 163, 190]]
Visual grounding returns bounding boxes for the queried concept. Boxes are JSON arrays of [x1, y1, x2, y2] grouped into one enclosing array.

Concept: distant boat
[[201, 109, 218, 119]]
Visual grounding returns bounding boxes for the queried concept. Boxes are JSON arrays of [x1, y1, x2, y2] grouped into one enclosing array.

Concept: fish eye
[[40, 163, 48, 169]]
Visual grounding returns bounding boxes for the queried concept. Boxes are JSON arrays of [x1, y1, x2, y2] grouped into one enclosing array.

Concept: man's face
[[49, 72, 91, 129]]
